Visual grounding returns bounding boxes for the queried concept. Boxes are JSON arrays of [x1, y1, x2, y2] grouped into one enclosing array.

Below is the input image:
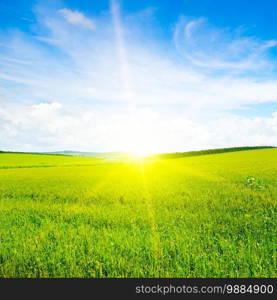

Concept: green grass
[[0, 149, 276, 278], [150, 146, 275, 160]]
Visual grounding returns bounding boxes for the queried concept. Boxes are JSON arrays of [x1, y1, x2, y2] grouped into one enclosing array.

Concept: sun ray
[[138, 162, 162, 273], [110, 0, 134, 104]]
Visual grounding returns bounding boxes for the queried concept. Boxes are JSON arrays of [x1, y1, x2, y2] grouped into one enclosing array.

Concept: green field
[[0, 149, 276, 278]]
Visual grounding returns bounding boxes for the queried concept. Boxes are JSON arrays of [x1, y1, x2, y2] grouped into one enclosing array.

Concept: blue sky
[[0, 0, 277, 153]]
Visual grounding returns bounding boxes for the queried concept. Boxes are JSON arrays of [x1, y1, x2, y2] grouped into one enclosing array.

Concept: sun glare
[[131, 148, 151, 158], [121, 124, 160, 158]]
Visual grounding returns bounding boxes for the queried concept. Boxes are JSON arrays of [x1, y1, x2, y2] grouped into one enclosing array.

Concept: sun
[[131, 147, 151, 158], [123, 135, 156, 159], [118, 109, 165, 157]]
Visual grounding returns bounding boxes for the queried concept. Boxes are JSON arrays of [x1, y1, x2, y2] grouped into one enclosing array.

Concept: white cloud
[[0, 102, 276, 152], [59, 8, 96, 30]]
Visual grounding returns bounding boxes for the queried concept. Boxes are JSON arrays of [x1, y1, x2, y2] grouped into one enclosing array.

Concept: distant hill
[[43, 151, 132, 160], [148, 146, 275, 160], [1, 146, 275, 160]]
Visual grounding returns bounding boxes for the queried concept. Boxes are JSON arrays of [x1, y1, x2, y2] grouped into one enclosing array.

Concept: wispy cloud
[[174, 16, 277, 73]]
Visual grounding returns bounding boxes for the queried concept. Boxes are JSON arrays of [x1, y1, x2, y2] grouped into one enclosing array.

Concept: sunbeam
[[110, 0, 134, 104], [138, 162, 162, 273]]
